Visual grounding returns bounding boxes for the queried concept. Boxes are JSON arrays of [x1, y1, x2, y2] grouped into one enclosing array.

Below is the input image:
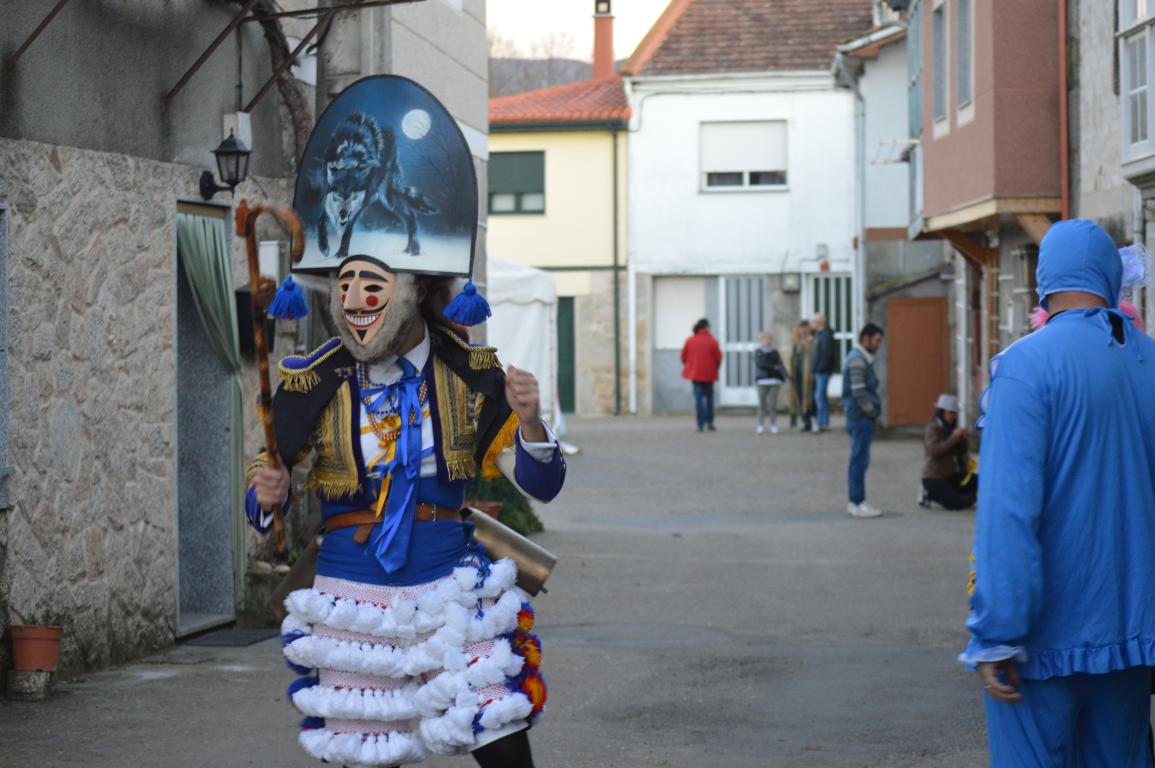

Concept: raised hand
[[505, 364, 546, 442]]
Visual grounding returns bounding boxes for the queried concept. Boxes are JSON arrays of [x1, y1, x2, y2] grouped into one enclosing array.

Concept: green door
[[557, 297, 575, 413]]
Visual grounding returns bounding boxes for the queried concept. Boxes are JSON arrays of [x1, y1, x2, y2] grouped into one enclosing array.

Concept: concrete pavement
[[0, 414, 990, 767]]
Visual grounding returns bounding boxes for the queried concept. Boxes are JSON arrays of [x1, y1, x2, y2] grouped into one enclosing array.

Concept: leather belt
[[324, 504, 461, 544]]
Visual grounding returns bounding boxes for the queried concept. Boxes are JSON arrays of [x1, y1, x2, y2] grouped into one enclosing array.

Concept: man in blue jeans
[[810, 313, 836, 432], [842, 323, 885, 518]]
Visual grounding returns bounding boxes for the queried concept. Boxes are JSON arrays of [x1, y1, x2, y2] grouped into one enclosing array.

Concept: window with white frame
[[700, 121, 787, 190], [1121, 0, 1155, 161], [956, 0, 972, 109], [932, 1, 948, 123]]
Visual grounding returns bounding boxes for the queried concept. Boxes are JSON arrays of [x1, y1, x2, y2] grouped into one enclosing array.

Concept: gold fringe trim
[[434, 354, 479, 481], [280, 369, 320, 393], [446, 457, 475, 483], [244, 452, 272, 487], [278, 338, 343, 393], [303, 475, 361, 500], [305, 384, 360, 499], [481, 412, 520, 480], [435, 324, 501, 370]]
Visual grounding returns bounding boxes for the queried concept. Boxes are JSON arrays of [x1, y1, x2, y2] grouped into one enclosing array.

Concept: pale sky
[[486, 0, 672, 62]]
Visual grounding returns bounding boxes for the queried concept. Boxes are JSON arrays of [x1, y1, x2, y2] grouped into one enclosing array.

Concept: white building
[[621, 0, 874, 413]]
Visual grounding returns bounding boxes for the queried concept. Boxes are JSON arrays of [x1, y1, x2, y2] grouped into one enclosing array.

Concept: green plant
[[464, 473, 543, 537]]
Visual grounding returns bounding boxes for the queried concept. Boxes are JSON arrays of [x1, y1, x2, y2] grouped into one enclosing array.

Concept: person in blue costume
[[244, 76, 565, 768], [960, 218, 1155, 767]]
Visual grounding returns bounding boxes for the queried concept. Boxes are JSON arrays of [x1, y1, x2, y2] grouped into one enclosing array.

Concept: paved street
[[0, 415, 989, 767]]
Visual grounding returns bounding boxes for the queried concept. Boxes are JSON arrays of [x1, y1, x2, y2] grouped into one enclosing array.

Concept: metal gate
[[803, 272, 855, 361], [717, 276, 767, 406], [803, 272, 855, 402]]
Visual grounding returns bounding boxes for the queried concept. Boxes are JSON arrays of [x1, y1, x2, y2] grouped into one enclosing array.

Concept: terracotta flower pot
[[9, 625, 63, 672]]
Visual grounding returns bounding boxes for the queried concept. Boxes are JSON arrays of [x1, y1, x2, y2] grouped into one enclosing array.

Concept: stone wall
[[0, 137, 289, 674], [574, 270, 651, 416]]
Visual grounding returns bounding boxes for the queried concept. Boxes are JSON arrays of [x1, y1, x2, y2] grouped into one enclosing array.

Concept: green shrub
[[464, 473, 544, 537]]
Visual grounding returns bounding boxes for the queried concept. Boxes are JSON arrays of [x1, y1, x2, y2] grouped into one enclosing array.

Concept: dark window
[[706, 172, 745, 187], [749, 171, 787, 186], [488, 151, 545, 214]]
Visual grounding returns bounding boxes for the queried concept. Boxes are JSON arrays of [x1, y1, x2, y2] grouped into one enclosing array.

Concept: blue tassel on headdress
[[267, 276, 309, 320], [443, 280, 492, 326]]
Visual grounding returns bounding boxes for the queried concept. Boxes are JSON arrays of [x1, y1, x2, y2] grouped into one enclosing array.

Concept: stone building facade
[[0, 138, 290, 672], [0, 0, 488, 681]]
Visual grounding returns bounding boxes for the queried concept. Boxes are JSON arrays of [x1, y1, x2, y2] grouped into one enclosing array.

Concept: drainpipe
[[834, 51, 868, 332], [624, 75, 638, 414], [1059, 0, 1069, 219], [612, 126, 622, 415], [853, 69, 866, 332]]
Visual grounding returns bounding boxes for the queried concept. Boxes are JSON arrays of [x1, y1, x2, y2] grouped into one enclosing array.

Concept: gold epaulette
[[277, 337, 344, 393], [435, 324, 501, 370]]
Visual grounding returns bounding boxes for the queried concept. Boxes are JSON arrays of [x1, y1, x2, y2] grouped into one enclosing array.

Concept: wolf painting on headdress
[[317, 110, 436, 260]]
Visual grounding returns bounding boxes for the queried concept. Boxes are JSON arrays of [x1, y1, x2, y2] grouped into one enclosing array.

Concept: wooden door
[[887, 297, 949, 426]]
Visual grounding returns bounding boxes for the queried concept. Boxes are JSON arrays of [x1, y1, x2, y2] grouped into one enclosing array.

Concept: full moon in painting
[[401, 109, 432, 140]]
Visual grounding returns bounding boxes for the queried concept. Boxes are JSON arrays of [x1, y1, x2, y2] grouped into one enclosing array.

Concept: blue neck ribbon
[[366, 357, 431, 573]]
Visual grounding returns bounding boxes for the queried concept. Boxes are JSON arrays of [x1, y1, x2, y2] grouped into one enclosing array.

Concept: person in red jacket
[[681, 318, 724, 432]]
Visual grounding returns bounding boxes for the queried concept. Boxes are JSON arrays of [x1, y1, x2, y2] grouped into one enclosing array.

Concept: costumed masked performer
[[245, 76, 565, 768], [960, 220, 1155, 766]]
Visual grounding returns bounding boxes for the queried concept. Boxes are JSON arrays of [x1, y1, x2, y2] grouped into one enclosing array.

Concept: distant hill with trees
[[489, 57, 594, 97]]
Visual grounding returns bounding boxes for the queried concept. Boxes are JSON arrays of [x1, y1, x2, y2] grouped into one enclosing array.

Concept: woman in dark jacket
[[753, 331, 787, 434], [920, 394, 978, 509]]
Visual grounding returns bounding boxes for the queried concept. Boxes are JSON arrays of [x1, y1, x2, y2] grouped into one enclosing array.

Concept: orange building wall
[[921, 0, 1060, 218]]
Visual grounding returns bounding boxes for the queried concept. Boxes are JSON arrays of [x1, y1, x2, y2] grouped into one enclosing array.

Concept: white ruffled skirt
[[280, 557, 547, 767]]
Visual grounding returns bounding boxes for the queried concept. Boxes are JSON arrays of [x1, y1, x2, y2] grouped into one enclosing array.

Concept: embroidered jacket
[[247, 324, 530, 503]]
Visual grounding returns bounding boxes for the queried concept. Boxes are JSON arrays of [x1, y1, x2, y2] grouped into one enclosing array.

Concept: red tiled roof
[[622, 0, 875, 77], [489, 78, 631, 126]]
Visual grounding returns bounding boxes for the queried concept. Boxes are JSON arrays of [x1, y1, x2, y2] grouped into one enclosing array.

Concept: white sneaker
[[770, 425, 779, 434], [848, 502, 883, 518], [756, 424, 765, 435], [811, 424, 820, 433]]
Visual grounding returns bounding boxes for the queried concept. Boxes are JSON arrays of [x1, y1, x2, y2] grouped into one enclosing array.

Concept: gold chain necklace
[[358, 363, 428, 447]]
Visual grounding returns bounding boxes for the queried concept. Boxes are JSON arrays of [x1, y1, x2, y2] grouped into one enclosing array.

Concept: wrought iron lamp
[[199, 131, 251, 200]]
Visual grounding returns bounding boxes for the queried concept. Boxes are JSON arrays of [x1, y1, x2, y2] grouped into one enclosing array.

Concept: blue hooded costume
[[962, 219, 1155, 766]]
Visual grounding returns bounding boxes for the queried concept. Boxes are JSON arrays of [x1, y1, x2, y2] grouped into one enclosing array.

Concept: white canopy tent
[[484, 256, 561, 430]]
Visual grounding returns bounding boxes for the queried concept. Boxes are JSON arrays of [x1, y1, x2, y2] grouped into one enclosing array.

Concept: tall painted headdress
[[271, 75, 489, 325]]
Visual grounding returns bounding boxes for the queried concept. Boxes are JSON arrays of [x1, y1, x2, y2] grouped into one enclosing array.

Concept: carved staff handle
[[236, 200, 305, 556]]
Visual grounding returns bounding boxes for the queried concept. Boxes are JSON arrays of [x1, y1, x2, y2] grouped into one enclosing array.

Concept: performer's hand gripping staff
[[236, 200, 308, 556]]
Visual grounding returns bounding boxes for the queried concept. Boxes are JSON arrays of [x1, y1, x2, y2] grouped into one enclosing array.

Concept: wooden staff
[[236, 200, 304, 556]]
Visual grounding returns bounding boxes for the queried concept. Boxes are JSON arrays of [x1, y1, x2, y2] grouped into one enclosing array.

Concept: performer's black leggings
[[472, 729, 535, 768], [376, 729, 535, 768]]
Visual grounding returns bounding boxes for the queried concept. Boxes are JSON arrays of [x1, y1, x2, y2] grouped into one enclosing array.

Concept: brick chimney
[[593, 0, 614, 79]]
